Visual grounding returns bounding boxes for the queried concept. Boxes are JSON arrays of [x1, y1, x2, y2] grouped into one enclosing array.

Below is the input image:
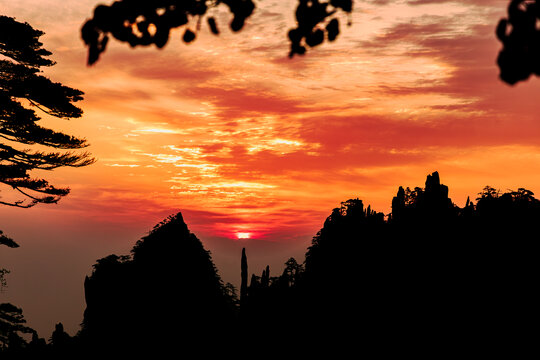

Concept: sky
[[1, 0, 540, 337]]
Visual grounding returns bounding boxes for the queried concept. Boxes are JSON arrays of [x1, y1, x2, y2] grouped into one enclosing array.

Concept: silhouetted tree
[[0, 231, 18, 291], [497, 0, 540, 84], [249, 273, 259, 289], [26, 331, 47, 355], [477, 185, 500, 200], [81, 0, 353, 64], [0, 19, 93, 343], [223, 282, 239, 304], [260, 265, 270, 287], [0, 15, 94, 213], [237, 254, 306, 350], [281, 258, 303, 287], [0, 269, 7, 291], [0, 231, 17, 249], [0, 303, 34, 354], [240, 247, 248, 306], [49, 323, 73, 355], [82, 1, 529, 90]]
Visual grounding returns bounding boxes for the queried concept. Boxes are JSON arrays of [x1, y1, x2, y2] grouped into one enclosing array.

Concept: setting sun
[[236, 232, 252, 240]]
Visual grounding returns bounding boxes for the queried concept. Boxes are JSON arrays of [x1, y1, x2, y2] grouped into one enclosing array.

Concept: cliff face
[[81, 213, 235, 353]]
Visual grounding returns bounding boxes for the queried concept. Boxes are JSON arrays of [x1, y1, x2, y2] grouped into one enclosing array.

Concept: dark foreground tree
[[0, 15, 94, 211], [82, 1, 533, 88], [0, 303, 35, 354], [496, 0, 540, 85], [1, 18, 94, 346], [81, 0, 353, 64]]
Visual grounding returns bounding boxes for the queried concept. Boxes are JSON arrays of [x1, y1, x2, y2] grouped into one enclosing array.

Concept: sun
[[236, 232, 252, 239]]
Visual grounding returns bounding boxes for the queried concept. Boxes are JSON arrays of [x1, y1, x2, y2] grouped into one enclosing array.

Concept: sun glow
[[236, 232, 252, 239]]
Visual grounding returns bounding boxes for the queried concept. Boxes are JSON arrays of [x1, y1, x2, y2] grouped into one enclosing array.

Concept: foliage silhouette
[[0, 305, 74, 357], [0, 231, 18, 290], [497, 0, 540, 84], [0, 17, 94, 328], [0, 303, 35, 354], [81, 0, 353, 64], [0, 16, 94, 211], [26, 331, 48, 356], [49, 323, 75, 356], [83, 0, 534, 89], [0, 231, 18, 249]]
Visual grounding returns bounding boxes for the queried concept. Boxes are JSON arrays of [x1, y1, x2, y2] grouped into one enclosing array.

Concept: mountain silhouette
[[2, 172, 536, 356], [79, 213, 237, 355], [240, 171, 538, 354]]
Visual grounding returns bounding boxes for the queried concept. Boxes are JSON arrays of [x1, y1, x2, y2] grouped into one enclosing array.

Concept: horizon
[[2, 0, 540, 338]]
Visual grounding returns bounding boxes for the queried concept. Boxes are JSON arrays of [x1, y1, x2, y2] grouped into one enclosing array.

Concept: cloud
[[359, 10, 540, 116], [405, 0, 502, 7], [183, 85, 308, 119]]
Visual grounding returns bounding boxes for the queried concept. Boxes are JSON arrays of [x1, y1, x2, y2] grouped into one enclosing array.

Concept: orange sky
[[2, 0, 540, 336]]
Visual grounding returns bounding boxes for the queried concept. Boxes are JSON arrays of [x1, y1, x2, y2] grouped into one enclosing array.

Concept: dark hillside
[[80, 213, 236, 355]]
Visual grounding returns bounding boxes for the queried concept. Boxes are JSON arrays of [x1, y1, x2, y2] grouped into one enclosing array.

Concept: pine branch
[[0, 230, 19, 248], [0, 15, 94, 213], [0, 199, 36, 208]]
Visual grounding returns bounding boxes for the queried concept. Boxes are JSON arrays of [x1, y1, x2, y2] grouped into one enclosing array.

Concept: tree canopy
[[497, 0, 540, 85], [81, 0, 353, 65], [1, 16, 94, 295], [82, 0, 540, 86], [0, 15, 94, 210], [0, 214, 18, 291], [0, 303, 34, 353]]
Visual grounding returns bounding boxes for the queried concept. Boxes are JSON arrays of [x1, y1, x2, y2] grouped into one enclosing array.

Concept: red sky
[[1, 0, 540, 336]]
